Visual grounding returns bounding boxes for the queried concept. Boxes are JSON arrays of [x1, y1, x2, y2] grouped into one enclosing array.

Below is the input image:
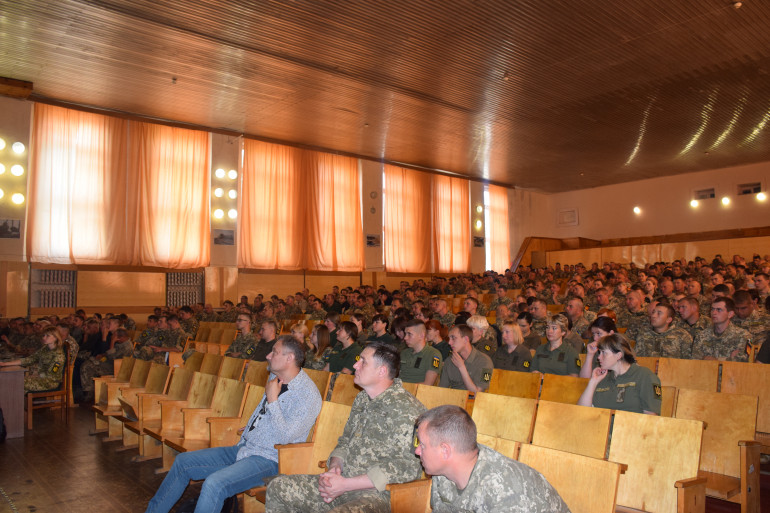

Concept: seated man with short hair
[[144, 336, 322, 513], [415, 405, 570, 512], [267, 341, 426, 513]]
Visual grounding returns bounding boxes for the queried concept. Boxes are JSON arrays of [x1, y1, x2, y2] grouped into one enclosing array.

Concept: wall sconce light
[[215, 168, 225, 179], [757, 192, 767, 201], [228, 189, 237, 199], [475, 219, 483, 230], [0, 138, 5, 150], [227, 169, 238, 180], [721, 196, 730, 206], [633, 206, 641, 215], [11, 142, 25, 154], [0, 163, 4, 175], [213, 209, 224, 219], [690, 200, 699, 208], [475, 205, 483, 214], [0, 188, 4, 199], [214, 187, 224, 197], [10, 164, 24, 176], [11, 193, 24, 204], [228, 209, 237, 219]]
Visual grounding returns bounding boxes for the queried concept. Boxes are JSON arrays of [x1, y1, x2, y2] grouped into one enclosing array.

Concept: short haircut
[[179, 306, 193, 314], [367, 341, 400, 379], [275, 334, 305, 367], [147, 315, 159, 322], [416, 405, 477, 454], [597, 333, 636, 364], [547, 314, 569, 334], [115, 328, 129, 339], [516, 312, 533, 324], [590, 316, 617, 334], [261, 319, 278, 334], [238, 312, 254, 322], [713, 296, 735, 312], [223, 300, 234, 307], [167, 315, 179, 324], [450, 324, 473, 341], [712, 284, 730, 295], [732, 290, 753, 305], [404, 318, 426, 334], [464, 297, 479, 308], [656, 303, 676, 320], [466, 314, 489, 330], [371, 314, 389, 329], [679, 296, 700, 309], [339, 320, 359, 340], [325, 311, 341, 327], [453, 311, 472, 326], [425, 319, 447, 339]]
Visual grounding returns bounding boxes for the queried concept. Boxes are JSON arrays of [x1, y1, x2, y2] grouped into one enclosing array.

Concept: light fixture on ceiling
[[0, 164, 4, 174], [0, 138, 5, 150], [11, 142, 25, 154], [633, 206, 641, 215], [757, 192, 767, 201], [214, 187, 224, 198], [721, 196, 731, 205], [10, 164, 23, 176], [228, 189, 237, 199], [690, 199, 699, 208]]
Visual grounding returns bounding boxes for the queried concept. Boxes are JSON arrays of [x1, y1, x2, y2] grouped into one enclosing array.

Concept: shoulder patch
[[355, 355, 360, 361], [50, 363, 61, 374], [484, 345, 491, 351], [245, 346, 254, 355], [523, 360, 530, 368], [576, 358, 582, 367], [482, 369, 492, 383], [432, 356, 440, 368], [654, 384, 662, 398]]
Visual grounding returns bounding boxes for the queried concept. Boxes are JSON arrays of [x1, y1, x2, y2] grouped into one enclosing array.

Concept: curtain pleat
[[383, 164, 432, 273], [487, 184, 511, 272]]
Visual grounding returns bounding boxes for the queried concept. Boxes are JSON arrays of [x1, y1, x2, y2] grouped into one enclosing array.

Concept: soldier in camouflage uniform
[[564, 297, 596, 340], [732, 290, 770, 345], [415, 406, 569, 513], [685, 280, 711, 317], [0, 326, 66, 393], [224, 313, 258, 358], [529, 299, 551, 338], [198, 303, 220, 323], [488, 285, 514, 312], [218, 300, 239, 323], [178, 306, 199, 339], [692, 297, 751, 362], [435, 299, 456, 328], [676, 296, 712, 344], [308, 298, 328, 321], [617, 290, 649, 343], [144, 315, 188, 364], [634, 304, 692, 359], [465, 290, 488, 316], [266, 342, 426, 513], [133, 315, 160, 360], [80, 328, 134, 398]]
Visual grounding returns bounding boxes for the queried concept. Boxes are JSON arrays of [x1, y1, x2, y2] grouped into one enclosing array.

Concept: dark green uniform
[[491, 344, 532, 372], [366, 332, 396, 347], [523, 333, 542, 351], [244, 338, 276, 362], [432, 340, 451, 360], [438, 348, 493, 391], [530, 342, 581, 375], [399, 344, 442, 383], [326, 342, 362, 373], [591, 363, 662, 414]]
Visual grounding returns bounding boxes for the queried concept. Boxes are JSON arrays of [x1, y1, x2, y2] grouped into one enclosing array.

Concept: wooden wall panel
[[2, 261, 29, 318], [728, 236, 770, 259], [631, 244, 660, 266], [661, 241, 726, 263], [77, 271, 165, 307], [237, 271, 304, 300], [601, 246, 632, 264], [306, 272, 361, 295], [547, 248, 601, 267], [374, 272, 433, 291]]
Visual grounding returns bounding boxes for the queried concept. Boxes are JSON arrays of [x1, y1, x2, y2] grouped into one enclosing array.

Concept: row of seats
[[90, 352, 764, 512]]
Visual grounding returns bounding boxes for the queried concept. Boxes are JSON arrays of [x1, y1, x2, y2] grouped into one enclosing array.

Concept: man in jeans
[[144, 335, 322, 513]]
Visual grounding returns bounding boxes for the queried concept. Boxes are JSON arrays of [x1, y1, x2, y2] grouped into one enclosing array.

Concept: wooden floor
[[0, 404, 769, 513]]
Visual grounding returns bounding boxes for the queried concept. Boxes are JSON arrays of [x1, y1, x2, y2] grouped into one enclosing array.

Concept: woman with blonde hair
[[0, 326, 66, 393]]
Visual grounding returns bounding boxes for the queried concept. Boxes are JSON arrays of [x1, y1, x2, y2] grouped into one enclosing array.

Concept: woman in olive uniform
[[529, 315, 581, 376], [578, 333, 662, 415], [0, 326, 66, 393]]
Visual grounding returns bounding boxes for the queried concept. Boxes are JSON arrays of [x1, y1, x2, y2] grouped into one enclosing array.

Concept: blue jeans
[[145, 444, 278, 513]]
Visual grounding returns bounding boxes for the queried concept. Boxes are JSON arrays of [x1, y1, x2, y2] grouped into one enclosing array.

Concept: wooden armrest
[[675, 476, 707, 488], [738, 440, 761, 447], [275, 442, 315, 475], [387, 478, 432, 513]]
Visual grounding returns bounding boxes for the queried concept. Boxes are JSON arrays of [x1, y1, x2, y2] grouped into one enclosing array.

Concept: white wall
[[509, 161, 770, 245]]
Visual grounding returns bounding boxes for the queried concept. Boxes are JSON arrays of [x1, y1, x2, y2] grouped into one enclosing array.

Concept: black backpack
[[175, 495, 238, 513]]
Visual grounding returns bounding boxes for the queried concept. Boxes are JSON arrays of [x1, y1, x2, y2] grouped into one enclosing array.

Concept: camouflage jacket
[[180, 318, 199, 339], [328, 379, 426, 492], [732, 310, 770, 344], [678, 316, 712, 344], [431, 444, 570, 513], [226, 331, 258, 357], [21, 345, 66, 389], [437, 312, 456, 328], [692, 323, 750, 362], [634, 325, 692, 359], [218, 309, 239, 323]]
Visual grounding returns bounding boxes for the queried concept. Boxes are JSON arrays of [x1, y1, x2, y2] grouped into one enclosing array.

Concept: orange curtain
[[383, 164, 432, 273], [27, 104, 134, 265], [432, 175, 470, 273], [304, 151, 364, 271], [129, 122, 211, 268], [238, 140, 363, 271], [487, 184, 511, 272], [28, 104, 210, 268]]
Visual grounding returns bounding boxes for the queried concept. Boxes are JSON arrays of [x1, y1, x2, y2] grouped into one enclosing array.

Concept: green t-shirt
[[326, 342, 362, 373], [530, 342, 581, 376], [591, 363, 662, 414], [400, 344, 442, 383]]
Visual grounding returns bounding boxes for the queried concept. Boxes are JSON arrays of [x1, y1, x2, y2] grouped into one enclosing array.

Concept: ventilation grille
[[30, 270, 76, 308], [737, 182, 762, 195], [166, 272, 204, 307], [693, 188, 715, 200]]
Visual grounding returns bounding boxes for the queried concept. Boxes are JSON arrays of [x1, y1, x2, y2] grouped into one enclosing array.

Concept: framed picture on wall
[[0, 219, 21, 238]]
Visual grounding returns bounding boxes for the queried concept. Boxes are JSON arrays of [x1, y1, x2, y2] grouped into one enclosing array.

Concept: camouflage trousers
[[24, 376, 60, 393], [266, 474, 390, 513], [80, 358, 112, 392]]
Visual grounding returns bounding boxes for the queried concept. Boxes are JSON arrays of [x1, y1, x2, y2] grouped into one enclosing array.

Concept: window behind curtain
[[27, 104, 210, 268], [383, 164, 432, 273], [486, 184, 511, 272], [433, 174, 470, 273]]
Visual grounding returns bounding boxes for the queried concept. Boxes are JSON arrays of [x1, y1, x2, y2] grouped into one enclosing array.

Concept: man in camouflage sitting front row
[[266, 342, 426, 512]]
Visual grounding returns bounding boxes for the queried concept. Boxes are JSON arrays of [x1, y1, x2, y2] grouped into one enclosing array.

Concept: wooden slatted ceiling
[[2, 0, 770, 192]]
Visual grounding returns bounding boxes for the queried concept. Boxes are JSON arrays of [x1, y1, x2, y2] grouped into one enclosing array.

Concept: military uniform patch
[[50, 363, 61, 374], [245, 346, 255, 356], [653, 384, 662, 397], [432, 356, 440, 368], [355, 355, 360, 361], [557, 352, 565, 362], [523, 360, 530, 368], [482, 369, 492, 383], [484, 345, 491, 351], [576, 358, 582, 368]]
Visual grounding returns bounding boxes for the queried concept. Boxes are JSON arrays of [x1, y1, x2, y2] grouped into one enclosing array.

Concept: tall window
[[432, 175, 470, 273], [485, 184, 511, 272], [28, 104, 210, 268], [238, 139, 363, 271], [383, 164, 432, 273]]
